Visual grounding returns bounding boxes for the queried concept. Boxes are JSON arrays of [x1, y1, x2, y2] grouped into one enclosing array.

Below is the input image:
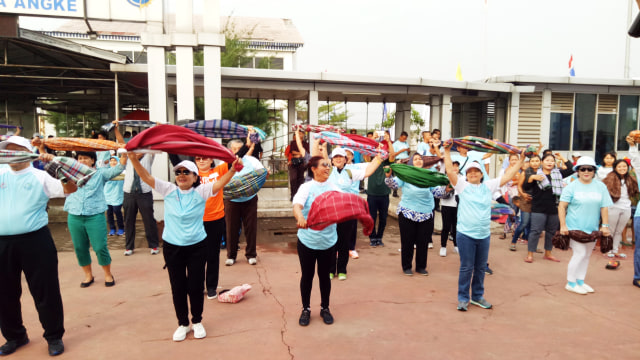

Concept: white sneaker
[[172, 325, 191, 341], [123, 249, 133, 256], [248, 258, 257, 265], [565, 283, 587, 295], [192, 323, 206, 339], [150, 248, 160, 255], [349, 250, 359, 259], [439, 248, 447, 257], [428, 243, 434, 249], [225, 259, 235, 266], [454, 247, 459, 254], [578, 283, 595, 293]]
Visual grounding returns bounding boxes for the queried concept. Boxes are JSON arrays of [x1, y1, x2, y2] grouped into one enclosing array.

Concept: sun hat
[[573, 156, 597, 171]]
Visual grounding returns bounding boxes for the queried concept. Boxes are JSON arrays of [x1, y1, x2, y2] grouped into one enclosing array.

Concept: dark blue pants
[[106, 204, 124, 231], [367, 194, 389, 241]]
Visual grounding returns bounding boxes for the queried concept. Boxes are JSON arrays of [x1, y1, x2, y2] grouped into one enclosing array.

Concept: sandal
[[543, 255, 561, 262], [499, 233, 506, 239], [509, 244, 517, 251], [617, 253, 627, 259], [524, 256, 533, 263]]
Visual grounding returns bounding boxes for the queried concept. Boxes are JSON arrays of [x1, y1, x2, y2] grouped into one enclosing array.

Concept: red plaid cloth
[[125, 124, 238, 164], [306, 191, 374, 236], [292, 124, 345, 133], [313, 132, 389, 159]]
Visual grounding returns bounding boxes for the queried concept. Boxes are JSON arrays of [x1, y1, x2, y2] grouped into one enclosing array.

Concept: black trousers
[[398, 213, 434, 271], [163, 241, 206, 326], [367, 194, 389, 240], [224, 196, 258, 260], [203, 218, 225, 293], [123, 191, 159, 250], [332, 219, 357, 274], [0, 226, 65, 342], [440, 205, 458, 247], [288, 163, 306, 201], [297, 239, 333, 309]]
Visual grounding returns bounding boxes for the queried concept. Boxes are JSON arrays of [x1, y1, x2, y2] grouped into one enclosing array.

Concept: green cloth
[[389, 163, 450, 188], [366, 159, 391, 196]]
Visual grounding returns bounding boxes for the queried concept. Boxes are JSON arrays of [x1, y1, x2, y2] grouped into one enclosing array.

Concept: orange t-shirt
[[200, 163, 229, 221]]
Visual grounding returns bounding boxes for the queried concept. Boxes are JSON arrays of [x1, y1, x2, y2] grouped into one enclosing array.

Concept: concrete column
[[508, 92, 520, 146], [429, 95, 441, 130], [308, 90, 318, 125], [495, 97, 508, 142], [203, 0, 222, 120], [394, 101, 412, 139], [541, 89, 552, 148], [288, 98, 296, 142], [176, 47, 195, 121], [440, 95, 452, 140], [147, 46, 167, 124]]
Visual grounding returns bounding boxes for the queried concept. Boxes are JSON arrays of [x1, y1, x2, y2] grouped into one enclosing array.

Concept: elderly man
[[114, 123, 160, 255], [224, 139, 265, 266], [0, 136, 77, 357]]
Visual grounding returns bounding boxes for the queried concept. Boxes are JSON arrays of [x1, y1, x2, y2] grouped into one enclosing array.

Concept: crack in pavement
[[254, 264, 294, 360]]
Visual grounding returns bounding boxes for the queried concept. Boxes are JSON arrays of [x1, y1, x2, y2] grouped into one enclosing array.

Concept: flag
[[382, 103, 387, 124], [568, 55, 575, 77], [456, 64, 464, 81]]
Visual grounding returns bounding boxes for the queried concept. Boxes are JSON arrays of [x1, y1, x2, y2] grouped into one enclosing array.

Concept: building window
[[549, 113, 572, 150], [618, 95, 639, 150], [572, 94, 596, 151], [595, 113, 616, 163]]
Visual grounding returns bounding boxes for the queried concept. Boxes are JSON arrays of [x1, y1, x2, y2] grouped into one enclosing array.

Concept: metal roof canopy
[[0, 26, 148, 113], [112, 65, 525, 105]]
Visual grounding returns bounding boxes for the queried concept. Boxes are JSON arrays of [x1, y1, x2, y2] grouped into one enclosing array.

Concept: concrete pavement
[[7, 215, 640, 360]]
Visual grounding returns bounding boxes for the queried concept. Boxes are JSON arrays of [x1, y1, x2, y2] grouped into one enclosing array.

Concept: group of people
[[3, 124, 640, 355], [289, 128, 640, 325], [0, 121, 268, 356]]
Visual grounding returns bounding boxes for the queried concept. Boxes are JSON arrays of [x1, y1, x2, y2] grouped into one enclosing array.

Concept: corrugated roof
[[52, 15, 303, 45]]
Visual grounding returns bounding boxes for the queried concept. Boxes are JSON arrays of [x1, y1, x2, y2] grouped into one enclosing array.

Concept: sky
[[218, 0, 640, 81]]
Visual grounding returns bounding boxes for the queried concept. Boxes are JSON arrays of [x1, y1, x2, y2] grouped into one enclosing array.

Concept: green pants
[[68, 213, 112, 267]]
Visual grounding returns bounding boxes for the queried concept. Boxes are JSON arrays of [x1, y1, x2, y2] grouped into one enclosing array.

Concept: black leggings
[[398, 213, 434, 271], [332, 219, 357, 274], [163, 240, 206, 326], [297, 239, 333, 309], [440, 205, 458, 247]]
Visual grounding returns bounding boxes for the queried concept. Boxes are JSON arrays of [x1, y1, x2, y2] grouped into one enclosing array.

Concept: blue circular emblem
[[127, 0, 153, 8]]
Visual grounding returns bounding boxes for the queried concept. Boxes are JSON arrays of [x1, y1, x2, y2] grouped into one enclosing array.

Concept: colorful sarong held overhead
[[126, 124, 238, 164], [490, 203, 515, 221], [183, 120, 266, 144], [388, 163, 450, 188], [443, 136, 520, 154], [43, 138, 125, 152], [101, 120, 156, 133], [292, 124, 345, 134], [313, 131, 389, 159], [306, 191, 374, 236], [223, 168, 268, 200]]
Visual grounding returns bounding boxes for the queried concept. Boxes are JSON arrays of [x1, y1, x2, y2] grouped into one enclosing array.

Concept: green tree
[[318, 102, 348, 127], [46, 110, 103, 137], [376, 107, 425, 137]]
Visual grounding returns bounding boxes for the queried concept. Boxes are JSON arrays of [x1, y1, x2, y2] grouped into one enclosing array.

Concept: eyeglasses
[[317, 162, 331, 168], [194, 157, 210, 161], [175, 170, 192, 176], [578, 167, 595, 173]]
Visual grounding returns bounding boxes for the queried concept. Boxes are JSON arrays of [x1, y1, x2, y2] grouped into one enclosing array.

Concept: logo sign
[[0, 0, 160, 22], [126, 0, 153, 8]]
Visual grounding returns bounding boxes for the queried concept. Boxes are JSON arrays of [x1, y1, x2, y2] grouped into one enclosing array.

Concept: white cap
[[343, 147, 354, 154], [572, 152, 582, 158], [573, 156, 597, 171], [172, 160, 198, 174], [466, 161, 484, 172], [0, 136, 32, 152], [330, 148, 347, 158]]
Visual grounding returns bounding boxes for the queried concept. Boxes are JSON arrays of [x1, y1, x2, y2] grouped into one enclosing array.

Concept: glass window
[[618, 95, 639, 150], [572, 94, 596, 151], [549, 113, 572, 150], [271, 57, 284, 70], [595, 114, 616, 164]]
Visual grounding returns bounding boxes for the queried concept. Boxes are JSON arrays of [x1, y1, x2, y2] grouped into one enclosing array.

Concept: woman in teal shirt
[[65, 151, 124, 288], [558, 156, 612, 295], [385, 152, 436, 276], [444, 144, 523, 311]]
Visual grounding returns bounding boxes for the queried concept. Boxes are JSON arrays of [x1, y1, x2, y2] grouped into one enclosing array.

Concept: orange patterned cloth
[[44, 138, 125, 152]]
